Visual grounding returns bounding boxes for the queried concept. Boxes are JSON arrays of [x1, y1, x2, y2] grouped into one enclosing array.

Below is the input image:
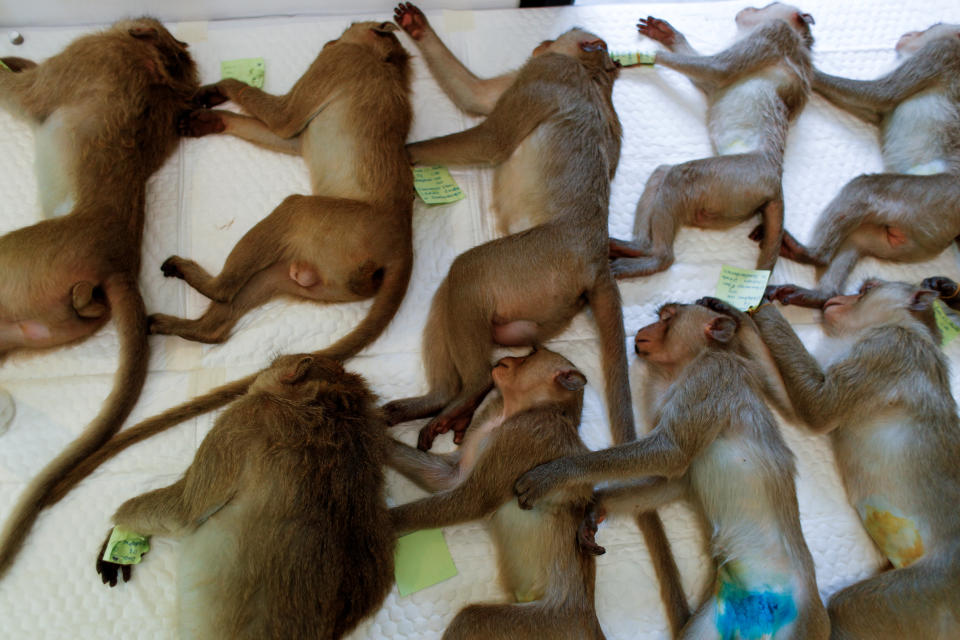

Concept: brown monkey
[[715, 280, 960, 639], [389, 347, 605, 639], [515, 303, 829, 640], [152, 21, 413, 356], [758, 24, 960, 304], [0, 18, 199, 577], [387, 7, 687, 632], [608, 3, 814, 276], [95, 354, 393, 640]]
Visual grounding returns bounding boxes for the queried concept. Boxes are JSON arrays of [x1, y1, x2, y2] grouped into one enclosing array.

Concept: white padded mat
[[2, 1, 960, 637]]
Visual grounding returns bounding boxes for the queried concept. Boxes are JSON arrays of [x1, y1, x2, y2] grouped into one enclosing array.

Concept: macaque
[[152, 21, 414, 357], [760, 23, 960, 303], [0, 19, 199, 576], [716, 280, 960, 638], [608, 3, 814, 276], [386, 6, 686, 631], [96, 354, 394, 640], [389, 347, 605, 639], [515, 303, 829, 639]]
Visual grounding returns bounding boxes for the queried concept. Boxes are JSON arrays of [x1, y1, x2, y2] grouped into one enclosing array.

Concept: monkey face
[[636, 304, 737, 367], [895, 23, 960, 56], [735, 3, 814, 35], [492, 348, 586, 409], [822, 280, 938, 336]]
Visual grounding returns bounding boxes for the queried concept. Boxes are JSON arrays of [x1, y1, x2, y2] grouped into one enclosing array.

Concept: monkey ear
[[579, 39, 608, 53], [281, 356, 315, 385], [794, 12, 815, 26], [372, 22, 399, 34], [908, 289, 938, 312], [129, 26, 160, 40], [705, 316, 737, 344], [555, 369, 587, 392]]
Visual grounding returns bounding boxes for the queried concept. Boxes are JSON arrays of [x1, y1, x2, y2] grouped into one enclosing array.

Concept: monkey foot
[[637, 16, 676, 46], [192, 83, 230, 108], [178, 109, 225, 138], [608, 237, 647, 258], [417, 409, 472, 451], [0, 388, 14, 434], [394, 2, 428, 40], [768, 284, 828, 308], [577, 504, 606, 556], [71, 282, 107, 319], [160, 257, 185, 279], [922, 276, 960, 301]]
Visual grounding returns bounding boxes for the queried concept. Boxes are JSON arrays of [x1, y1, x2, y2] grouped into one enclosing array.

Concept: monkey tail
[[637, 512, 690, 637], [0, 273, 148, 578], [314, 254, 413, 361]]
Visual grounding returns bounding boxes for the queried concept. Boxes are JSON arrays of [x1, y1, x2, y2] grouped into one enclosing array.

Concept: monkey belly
[[492, 129, 551, 235], [489, 501, 551, 603]]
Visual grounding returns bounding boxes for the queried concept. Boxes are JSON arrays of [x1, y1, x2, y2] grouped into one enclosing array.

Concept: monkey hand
[[515, 461, 568, 510], [192, 83, 230, 108], [577, 502, 607, 556], [766, 284, 829, 309], [178, 109, 226, 138], [921, 276, 960, 300], [695, 296, 749, 320], [394, 3, 429, 40], [637, 16, 677, 47], [96, 530, 133, 587], [608, 237, 646, 258]]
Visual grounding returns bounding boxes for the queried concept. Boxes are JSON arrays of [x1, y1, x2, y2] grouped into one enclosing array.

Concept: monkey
[[707, 279, 960, 639], [754, 23, 960, 304], [514, 303, 829, 640], [385, 6, 688, 633], [151, 21, 414, 356], [94, 353, 394, 640], [0, 18, 199, 578], [607, 3, 814, 277], [388, 347, 606, 639]]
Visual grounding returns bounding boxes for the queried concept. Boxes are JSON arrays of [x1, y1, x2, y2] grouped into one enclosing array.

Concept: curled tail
[[0, 273, 148, 577], [315, 254, 412, 361], [46, 373, 256, 506]]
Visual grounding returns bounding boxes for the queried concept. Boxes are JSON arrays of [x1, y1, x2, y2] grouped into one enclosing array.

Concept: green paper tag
[[933, 299, 960, 346], [221, 57, 265, 89], [394, 528, 458, 596], [101, 526, 150, 565], [610, 51, 656, 67], [412, 166, 466, 205], [0, 59, 10, 72], [714, 265, 771, 311]]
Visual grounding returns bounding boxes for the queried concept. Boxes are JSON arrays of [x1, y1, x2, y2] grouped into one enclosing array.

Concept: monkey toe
[[748, 224, 765, 242], [160, 257, 184, 279], [416, 423, 440, 451], [178, 110, 225, 138]]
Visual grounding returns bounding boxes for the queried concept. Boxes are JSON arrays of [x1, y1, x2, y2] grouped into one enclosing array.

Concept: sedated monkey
[[760, 23, 960, 305], [152, 21, 414, 355], [515, 303, 829, 640], [608, 3, 814, 277], [715, 279, 960, 639], [0, 19, 199, 577], [95, 354, 394, 640], [389, 347, 605, 639]]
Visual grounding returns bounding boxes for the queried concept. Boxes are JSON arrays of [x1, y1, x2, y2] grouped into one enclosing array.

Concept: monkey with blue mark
[[516, 301, 829, 639]]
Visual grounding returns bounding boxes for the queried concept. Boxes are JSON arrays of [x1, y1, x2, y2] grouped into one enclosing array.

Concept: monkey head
[[532, 28, 618, 73], [895, 23, 960, 56], [120, 17, 198, 86], [821, 279, 939, 337], [634, 304, 738, 369], [334, 21, 410, 66], [250, 354, 372, 410], [492, 347, 587, 415], [735, 3, 815, 47]]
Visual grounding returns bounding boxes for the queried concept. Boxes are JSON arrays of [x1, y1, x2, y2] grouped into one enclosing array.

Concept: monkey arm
[[387, 438, 460, 492], [390, 470, 507, 535], [594, 477, 686, 515], [216, 78, 325, 139], [751, 305, 840, 431]]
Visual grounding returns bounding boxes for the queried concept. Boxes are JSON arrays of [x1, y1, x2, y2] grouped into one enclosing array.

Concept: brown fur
[[746, 281, 960, 639], [389, 348, 604, 639], [516, 302, 829, 640], [0, 18, 199, 577], [761, 24, 960, 300], [609, 3, 814, 276], [96, 354, 394, 640], [151, 21, 414, 357]]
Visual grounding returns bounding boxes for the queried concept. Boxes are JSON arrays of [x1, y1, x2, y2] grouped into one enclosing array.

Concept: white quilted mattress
[[1, 1, 959, 637]]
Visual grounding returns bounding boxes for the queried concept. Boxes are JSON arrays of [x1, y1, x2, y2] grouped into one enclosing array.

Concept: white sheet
[[1, 2, 959, 638]]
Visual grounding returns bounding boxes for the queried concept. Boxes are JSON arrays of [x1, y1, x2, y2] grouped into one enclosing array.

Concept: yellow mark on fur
[[221, 58, 265, 89], [394, 528, 458, 596], [413, 166, 466, 205], [861, 504, 924, 568], [610, 51, 656, 67], [933, 300, 960, 346], [102, 526, 150, 565], [0, 59, 10, 72], [715, 265, 771, 311]]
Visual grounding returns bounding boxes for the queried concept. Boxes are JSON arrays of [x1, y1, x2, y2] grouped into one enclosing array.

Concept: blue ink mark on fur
[[715, 580, 797, 639]]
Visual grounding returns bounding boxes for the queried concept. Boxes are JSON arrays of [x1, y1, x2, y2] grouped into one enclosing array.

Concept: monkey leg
[[827, 555, 960, 640], [387, 439, 460, 492], [149, 263, 287, 343], [610, 165, 676, 278], [768, 284, 833, 308], [813, 246, 861, 297], [218, 112, 301, 155], [443, 603, 603, 640], [215, 79, 320, 139]]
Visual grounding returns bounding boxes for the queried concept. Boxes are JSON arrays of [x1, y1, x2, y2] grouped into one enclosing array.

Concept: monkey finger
[[748, 223, 765, 242], [921, 276, 960, 299], [416, 424, 438, 451]]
